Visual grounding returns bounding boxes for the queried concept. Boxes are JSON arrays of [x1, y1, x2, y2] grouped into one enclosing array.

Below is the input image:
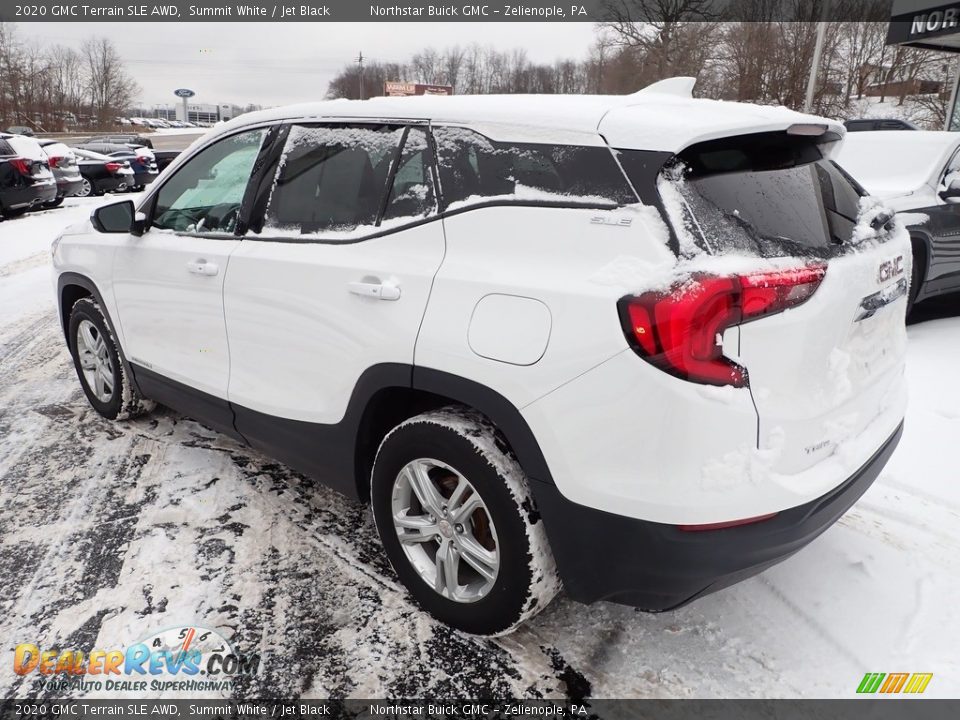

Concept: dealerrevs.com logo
[[856, 672, 933, 694], [14, 626, 259, 693]]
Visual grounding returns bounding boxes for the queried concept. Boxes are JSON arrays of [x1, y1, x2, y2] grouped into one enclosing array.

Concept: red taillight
[[619, 264, 826, 387], [105, 161, 122, 173], [47, 156, 63, 168], [678, 513, 779, 532], [10, 157, 31, 176]]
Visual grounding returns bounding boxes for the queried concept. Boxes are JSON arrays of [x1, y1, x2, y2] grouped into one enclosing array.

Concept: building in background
[[134, 102, 260, 124], [384, 82, 453, 97], [888, 0, 960, 129]]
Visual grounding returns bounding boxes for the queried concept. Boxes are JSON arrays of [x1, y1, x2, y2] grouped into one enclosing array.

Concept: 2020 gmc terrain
[[52, 78, 909, 634]]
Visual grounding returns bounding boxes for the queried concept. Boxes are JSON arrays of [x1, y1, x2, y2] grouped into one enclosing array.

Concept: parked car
[[73, 142, 158, 190], [5, 125, 35, 137], [52, 82, 909, 634], [76, 133, 154, 149], [37, 140, 84, 206], [836, 130, 960, 311], [152, 149, 181, 172], [72, 148, 135, 197], [0, 133, 56, 217], [844, 118, 919, 132]]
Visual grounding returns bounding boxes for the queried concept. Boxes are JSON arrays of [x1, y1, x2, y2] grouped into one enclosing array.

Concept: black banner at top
[[0, 0, 898, 23]]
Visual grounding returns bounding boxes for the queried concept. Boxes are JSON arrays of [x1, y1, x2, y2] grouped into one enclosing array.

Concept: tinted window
[[659, 132, 864, 257], [432, 127, 635, 209], [0, 140, 13, 155], [152, 128, 266, 234], [844, 121, 874, 132], [261, 124, 409, 238]]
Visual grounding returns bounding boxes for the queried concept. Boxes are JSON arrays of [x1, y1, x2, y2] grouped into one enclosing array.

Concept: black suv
[[77, 133, 154, 149], [0, 133, 57, 217]]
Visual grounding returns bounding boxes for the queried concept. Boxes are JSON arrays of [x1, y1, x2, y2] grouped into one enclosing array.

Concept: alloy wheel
[[76, 319, 115, 403], [390, 458, 500, 603]]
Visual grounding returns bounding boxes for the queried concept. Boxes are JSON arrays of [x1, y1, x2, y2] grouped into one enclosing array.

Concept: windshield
[[660, 131, 864, 258]]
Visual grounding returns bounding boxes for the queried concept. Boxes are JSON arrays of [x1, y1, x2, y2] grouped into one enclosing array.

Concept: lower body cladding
[[531, 423, 902, 609]]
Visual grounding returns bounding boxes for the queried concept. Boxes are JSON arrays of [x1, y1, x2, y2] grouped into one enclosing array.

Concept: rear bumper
[[531, 421, 903, 610], [1, 182, 56, 210], [57, 176, 84, 198], [97, 175, 131, 193]]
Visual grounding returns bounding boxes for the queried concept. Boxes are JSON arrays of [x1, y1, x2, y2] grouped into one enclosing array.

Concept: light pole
[[356, 51, 365, 100], [804, 21, 828, 113]]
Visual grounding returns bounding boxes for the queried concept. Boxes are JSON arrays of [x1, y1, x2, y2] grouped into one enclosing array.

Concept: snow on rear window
[[7, 136, 45, 161]]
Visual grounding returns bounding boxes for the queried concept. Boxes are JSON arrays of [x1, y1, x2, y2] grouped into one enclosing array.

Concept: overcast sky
[[19, 23, 599, 108]]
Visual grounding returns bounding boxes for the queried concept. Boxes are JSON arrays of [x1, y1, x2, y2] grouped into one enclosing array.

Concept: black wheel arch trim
[[410, 367, 554, 486], [908, 228, 933, 301], [57, 271, 147, 400], [115, 359, 556, 502]]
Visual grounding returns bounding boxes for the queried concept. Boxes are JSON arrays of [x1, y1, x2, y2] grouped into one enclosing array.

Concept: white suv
[[53, 79, 910, 635]]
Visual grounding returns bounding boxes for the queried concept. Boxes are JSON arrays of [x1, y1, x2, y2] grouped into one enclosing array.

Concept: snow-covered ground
[[1, 197, 959, 699]]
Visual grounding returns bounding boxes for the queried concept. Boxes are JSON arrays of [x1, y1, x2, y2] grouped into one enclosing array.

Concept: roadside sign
[[174, 88, 196, 98]]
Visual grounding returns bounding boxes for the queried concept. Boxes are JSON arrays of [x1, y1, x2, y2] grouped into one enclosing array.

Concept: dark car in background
[[76, 133, 154, 149], [37, 140, 83, 206], [73, 141, 158, 190], [72, 148, 135, 197], [837, 130, 960, 313], [5, 126, 35, 137], [0, 133, 56, 217], [844, 118, 919, 132], [152, 149, 181, 172]]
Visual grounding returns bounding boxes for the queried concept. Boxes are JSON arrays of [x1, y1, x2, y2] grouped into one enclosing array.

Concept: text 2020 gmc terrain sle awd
[[53, 78, 909, 635]]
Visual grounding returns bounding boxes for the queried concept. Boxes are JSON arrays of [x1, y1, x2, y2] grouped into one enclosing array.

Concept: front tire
[[68, 297, 154, 420], [371, 408, 560, 635]]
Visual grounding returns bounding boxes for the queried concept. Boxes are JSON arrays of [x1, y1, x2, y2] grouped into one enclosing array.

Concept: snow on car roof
[[205, 78, 841, 153], [835, 130, 960, 197]]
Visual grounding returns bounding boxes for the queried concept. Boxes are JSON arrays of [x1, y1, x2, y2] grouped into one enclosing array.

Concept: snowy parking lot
[[1, 196, 959, 699]]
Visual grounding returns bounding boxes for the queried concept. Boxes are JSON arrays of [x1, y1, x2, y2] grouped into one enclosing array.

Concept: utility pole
[[804, 21, 828, 113], [356, 51, 365, 100]]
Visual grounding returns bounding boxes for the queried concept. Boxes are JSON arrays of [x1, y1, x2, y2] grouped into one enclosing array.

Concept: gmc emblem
[[878, 256, 905, 284]]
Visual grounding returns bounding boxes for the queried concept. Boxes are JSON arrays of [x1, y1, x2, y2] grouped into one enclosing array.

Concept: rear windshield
[[657, 132, 864, 258]]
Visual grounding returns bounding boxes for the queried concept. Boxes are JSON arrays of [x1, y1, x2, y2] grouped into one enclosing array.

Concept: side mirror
[[91, 200, 145, 234], [940, 174, 960, 202]]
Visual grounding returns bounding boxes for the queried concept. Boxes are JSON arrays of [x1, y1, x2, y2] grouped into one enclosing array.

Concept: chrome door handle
[[187, 259, 219, 276], [348, 281, 401, 301]]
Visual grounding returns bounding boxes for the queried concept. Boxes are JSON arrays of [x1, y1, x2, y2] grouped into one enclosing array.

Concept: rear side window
[[0, 140, 13, 156], [260, 124, 435, 240], [655, 132, 864, 258], [432, 127, 635, 210]]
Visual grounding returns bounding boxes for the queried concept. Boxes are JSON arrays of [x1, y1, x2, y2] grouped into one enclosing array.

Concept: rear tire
[[1, 206, 28, 218], [371, 408, 560, 635], [76, 176, 94, 197], [67, 297, 154, 421], [42, 197, 64, 208]]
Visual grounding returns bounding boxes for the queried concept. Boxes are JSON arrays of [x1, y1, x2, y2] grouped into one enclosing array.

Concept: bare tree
[[81, 36, 138, 124]]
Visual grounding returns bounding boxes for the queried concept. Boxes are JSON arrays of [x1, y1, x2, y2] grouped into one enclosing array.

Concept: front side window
[[432, 127, 636, 210], [152, 128, 266, 234], [260, 124, 418, 240]]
